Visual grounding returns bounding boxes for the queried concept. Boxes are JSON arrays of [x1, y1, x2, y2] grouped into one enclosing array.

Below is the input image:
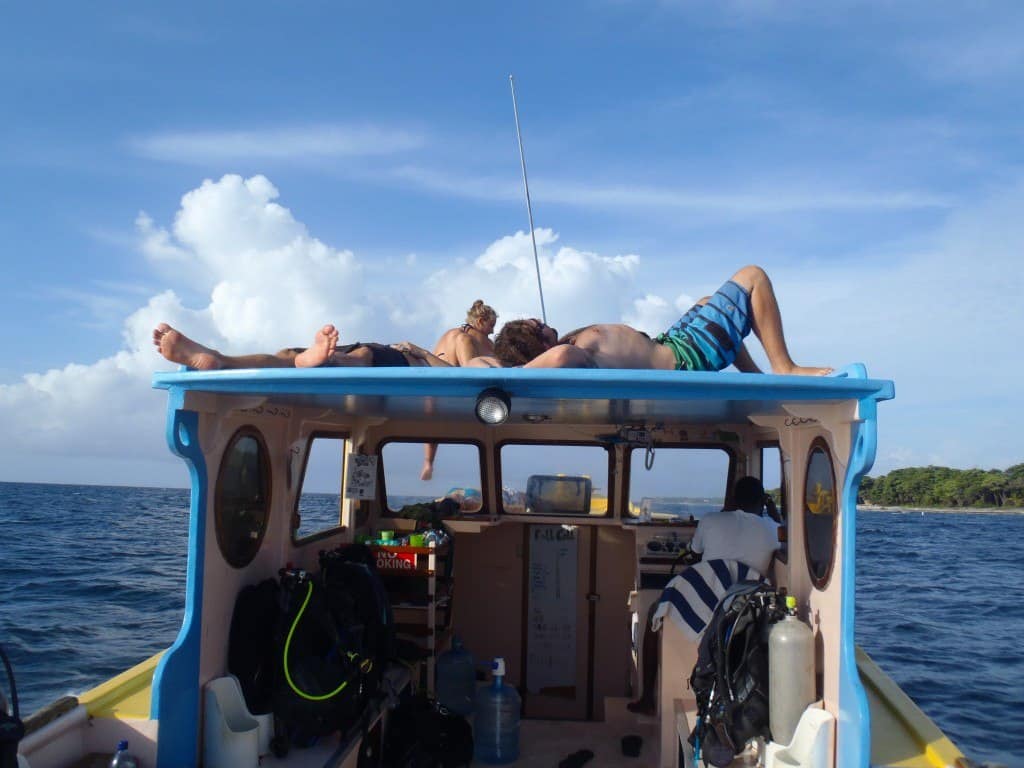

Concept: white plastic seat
[[203, 675, 260, 768]]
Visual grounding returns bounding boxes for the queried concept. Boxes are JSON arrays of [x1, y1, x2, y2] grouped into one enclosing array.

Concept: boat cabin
[[15, 363, 966, 768]]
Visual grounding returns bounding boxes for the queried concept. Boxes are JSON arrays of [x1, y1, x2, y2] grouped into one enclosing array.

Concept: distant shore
[[859, 503, 1024, 515]]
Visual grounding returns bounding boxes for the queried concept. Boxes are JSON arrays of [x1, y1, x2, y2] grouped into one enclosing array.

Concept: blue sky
[[2, 1, 1023, 486]]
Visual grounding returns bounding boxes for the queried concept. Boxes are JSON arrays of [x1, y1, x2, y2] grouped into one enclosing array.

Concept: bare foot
[[153, 323, 222, 370], [295, 325, 339, 368], [420, 461, 433, 481], [774, 364, 834, 376]]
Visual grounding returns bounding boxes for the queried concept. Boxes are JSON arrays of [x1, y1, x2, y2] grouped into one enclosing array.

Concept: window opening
[[294, 435, 347, 541], [627, 446, 730, 521], [382, 441, 484, 514], [500, 443, 611, 516]]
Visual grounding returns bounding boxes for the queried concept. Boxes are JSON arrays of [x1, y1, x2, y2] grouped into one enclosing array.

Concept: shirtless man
[[421, 300, 498, 481], [486, 265, 831, 375], [152, 323, 448, 369]]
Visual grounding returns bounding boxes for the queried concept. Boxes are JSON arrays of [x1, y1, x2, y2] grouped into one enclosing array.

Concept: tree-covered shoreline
[[858, 464, 1024, 509]]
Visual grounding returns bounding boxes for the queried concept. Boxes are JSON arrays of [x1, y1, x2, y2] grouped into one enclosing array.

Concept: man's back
[[559, 324, 677, 369], [691, 509, 779, 575]]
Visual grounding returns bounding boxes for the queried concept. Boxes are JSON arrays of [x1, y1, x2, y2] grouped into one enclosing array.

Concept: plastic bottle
[[769, 596, 816, 746], [436, 636, 476, 716], [473, 658, 521, 764], [109, 739, 140, 768]]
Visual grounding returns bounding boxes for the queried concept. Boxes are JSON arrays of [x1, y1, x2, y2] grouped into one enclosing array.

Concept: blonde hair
[[466, 299, 497, 325]]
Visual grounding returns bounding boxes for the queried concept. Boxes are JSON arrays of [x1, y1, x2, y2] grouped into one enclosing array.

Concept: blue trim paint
[[836, 395, 880, 768], [152, 395, 207, 768]]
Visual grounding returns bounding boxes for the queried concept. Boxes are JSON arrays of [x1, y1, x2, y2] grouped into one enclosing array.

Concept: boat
[[12, 362, 969, 767]]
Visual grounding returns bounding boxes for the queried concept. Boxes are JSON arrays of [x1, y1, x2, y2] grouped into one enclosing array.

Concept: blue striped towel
[[651, 558, 763, 641]]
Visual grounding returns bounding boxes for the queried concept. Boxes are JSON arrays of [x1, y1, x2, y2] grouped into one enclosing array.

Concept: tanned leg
[[729, 266, 832, 376], [421, 443, 437, 481], [153, 323, 295, 370]]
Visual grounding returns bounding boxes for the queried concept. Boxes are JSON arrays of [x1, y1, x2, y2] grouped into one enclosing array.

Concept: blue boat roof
[[153, 363, 893, 424]]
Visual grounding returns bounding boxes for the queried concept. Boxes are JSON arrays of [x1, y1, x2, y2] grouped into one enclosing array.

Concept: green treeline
[[859, 464, 1024, 509]]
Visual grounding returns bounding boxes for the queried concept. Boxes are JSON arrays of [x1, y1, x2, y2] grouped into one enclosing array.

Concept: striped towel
[[651, 559, 763, 641]]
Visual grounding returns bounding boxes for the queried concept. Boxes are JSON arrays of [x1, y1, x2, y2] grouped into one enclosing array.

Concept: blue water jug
[[436, 636, 476, 716], [474, 657, 521, 764]]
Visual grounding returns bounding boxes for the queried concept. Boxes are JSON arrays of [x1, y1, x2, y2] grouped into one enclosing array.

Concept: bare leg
[[729, 266, 832, 376], [733, 342, 763, 374], [294, 325, 340, 368], [422, 443, 438, 481], [153, 323, 295, 370]]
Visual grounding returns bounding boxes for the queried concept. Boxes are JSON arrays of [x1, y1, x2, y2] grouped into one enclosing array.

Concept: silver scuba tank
[[768, 595, 816, 746]]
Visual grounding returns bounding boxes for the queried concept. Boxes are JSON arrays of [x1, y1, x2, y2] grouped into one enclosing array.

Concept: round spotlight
[[475, 387, 511, 424]]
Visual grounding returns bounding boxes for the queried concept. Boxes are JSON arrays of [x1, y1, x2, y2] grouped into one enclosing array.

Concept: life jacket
[[688, 582, 784, 767]]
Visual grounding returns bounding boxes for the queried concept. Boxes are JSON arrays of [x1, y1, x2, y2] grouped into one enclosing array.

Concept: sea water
[[0, 482, 1021, 766]]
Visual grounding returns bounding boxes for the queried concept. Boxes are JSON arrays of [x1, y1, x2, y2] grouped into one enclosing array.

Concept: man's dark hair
[[494, 320, 550, 366], [732, 476, 766, 511]]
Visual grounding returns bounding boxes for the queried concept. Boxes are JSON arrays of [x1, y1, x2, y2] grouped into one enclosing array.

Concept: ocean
[[1, 482, 1020, 766]]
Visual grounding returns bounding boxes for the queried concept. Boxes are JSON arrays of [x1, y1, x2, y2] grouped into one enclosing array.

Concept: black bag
[[382, 692, 473, 768], [227, 578, 281, 715], [319, 544, 396, 677], [688, 582, 783, 767], [272, 569, 369, 753]]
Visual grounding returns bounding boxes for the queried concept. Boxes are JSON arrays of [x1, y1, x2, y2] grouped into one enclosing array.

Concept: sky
[[1, 1, 1023, 488]]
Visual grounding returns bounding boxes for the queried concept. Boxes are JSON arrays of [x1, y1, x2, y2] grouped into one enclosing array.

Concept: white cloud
[[130, 124, 425, 164], [2, 173, 1023, 485], [389, 165, 950, 214]]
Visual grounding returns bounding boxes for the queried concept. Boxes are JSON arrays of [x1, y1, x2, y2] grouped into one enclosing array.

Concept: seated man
[[628, 476, 781, 715], [481, 265, 831, 375], [152, 323, 448, 369]]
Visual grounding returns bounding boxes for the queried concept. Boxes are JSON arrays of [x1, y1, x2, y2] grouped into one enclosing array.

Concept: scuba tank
[[768, 595, 815, 746]]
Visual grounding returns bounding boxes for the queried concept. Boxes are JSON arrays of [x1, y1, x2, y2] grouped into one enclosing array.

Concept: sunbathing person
[[432, 299, 498, 365], [421, 300, 498, 480], [486, 265, 831, 375], [152, 323, 448, 369]]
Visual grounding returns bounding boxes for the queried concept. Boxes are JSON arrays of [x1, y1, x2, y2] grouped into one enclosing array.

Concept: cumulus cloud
[[3, 172, 1022, 485], [0, 175, 663, 485]]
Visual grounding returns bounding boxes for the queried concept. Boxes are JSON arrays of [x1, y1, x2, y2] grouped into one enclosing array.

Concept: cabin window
[[803, 438, 838, 587], [499, 443, 611, 516], [381, 441, 484, 514], [759, 442, 785, 521], [293, 435, 347, 541], [215, 427, 271, 568], [627, 446, 731, 521]]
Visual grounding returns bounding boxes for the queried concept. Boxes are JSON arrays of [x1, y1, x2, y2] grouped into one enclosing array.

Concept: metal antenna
[[509, 74, 548, 324]]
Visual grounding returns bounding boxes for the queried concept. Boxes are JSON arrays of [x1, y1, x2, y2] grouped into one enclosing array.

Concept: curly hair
[[466, 299, 497, 326], [494, 320, 550, 366]]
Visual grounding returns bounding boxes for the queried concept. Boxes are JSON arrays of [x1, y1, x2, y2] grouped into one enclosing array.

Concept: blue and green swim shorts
[[655, 280, 752, 371]]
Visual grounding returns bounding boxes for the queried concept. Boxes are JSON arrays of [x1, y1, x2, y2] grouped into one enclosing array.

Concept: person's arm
[[523, 344, 597, 368], [391, 342, 453, 367], [453, 333, 479, 366], [733, 342, 763, 374]]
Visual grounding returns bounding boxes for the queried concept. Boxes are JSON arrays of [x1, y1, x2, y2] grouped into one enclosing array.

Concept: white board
[[526, 525, 578, 693]]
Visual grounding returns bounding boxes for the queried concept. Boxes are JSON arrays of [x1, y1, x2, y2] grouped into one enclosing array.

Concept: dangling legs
[[153, 323, 297, 370], [729, 266, 832, 376]]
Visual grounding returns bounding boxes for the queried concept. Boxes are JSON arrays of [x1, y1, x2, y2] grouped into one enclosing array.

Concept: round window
[[215, 428, 271, 568], [803, 438, 837, 588]]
